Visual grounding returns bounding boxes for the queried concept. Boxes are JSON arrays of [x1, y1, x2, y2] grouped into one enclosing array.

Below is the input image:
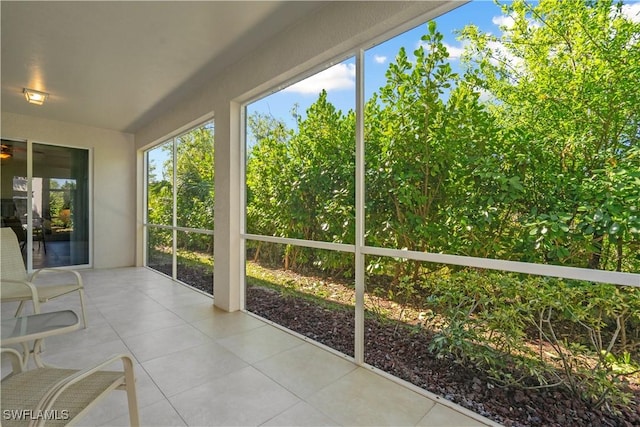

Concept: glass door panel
[[32, 143, 89, 268]]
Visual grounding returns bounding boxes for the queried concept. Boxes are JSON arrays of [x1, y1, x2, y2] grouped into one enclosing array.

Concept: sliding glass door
[[0, 139, 90, 269]]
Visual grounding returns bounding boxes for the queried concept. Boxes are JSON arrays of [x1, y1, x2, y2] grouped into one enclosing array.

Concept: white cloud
[[492, 12, 540, 32], [416, 40, 466, 61], [476, 88, 494, 103], [283, 63, 355, 95], [492, 14, 515, 29], [443, 42, 464, 60], [487, 39, 523, 70], [620, 3, 640, 23], [373, 54, 387, 64]]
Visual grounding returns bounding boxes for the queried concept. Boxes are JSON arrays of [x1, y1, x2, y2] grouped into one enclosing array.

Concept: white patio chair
[[0, 228, 88, 328], [1, 348, 139, 427]]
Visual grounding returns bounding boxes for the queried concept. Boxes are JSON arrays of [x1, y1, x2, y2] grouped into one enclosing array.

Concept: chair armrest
[[34, 354, 136, 424], [0, 347, 26, 375], [30, 268, 84, 289], [0, 278, 41, 313]]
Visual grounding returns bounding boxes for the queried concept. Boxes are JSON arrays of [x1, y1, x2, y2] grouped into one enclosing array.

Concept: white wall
[[1, 112, 136, 269], [134, 1, 461, 311]]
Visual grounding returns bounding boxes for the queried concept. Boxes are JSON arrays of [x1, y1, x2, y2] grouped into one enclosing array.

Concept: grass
[[246, 260, 431, 325]]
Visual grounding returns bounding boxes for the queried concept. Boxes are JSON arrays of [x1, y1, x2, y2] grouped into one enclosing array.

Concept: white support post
[[354, 50, 365, 365], [213, 102, 242, 312], [172, 138, 178, 281]]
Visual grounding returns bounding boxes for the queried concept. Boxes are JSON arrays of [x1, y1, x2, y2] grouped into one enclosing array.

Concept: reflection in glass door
[[1, 139, 28, 262], [0, 139, 90, 269], [33, 143, 89, 268]]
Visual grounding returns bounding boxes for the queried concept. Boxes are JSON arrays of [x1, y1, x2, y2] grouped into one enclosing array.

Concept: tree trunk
[[588, 233, 603, 269]]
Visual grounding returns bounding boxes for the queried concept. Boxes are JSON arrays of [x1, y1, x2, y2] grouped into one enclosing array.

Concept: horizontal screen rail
[[242, 234, 355, 253], [145, 223, 214, 235], [362, 246, 639, 288], [242, 234, 639, 287]]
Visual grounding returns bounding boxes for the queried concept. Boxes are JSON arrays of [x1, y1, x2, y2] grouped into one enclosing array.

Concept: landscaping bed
[[152, 263, 639, 426], [245, 285, 639, 427]]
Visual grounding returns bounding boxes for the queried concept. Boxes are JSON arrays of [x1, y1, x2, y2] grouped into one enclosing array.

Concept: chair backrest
[[1, 227, 28, 281], [1, 217, 27, 243]]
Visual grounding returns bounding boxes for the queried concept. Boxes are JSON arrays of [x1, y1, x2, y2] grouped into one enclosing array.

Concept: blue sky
[[143, 0, 639, 169], [247, 0, 640, 135], [247, 1, 514, 130]]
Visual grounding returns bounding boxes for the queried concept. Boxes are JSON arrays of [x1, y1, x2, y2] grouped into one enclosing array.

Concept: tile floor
[[1, 267, 500, 426]]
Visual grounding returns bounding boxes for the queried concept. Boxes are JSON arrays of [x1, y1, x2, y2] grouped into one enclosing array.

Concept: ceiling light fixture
[[23, 88, 49, 105]]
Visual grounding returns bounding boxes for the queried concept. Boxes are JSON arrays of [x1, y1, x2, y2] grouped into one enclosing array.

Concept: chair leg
[[79, 288, 88, 329], [20, 342, 29, 368], [41, 228, 47, 254], [123, 356, 140, 427], [15, 299, 41, 317], [14, 301, 25, 317]]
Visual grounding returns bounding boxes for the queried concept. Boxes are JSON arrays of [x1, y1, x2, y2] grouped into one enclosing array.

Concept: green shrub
[[422, 270, 638, 411]]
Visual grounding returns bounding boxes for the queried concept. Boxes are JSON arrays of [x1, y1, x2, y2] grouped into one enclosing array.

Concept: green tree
[[460, 0, 640, 271], [147, 143, 173, 229], [246, 92, 355, 272], [175, 125, 215, 250], [172, 126, 215, 230], [246, 112, 294, 239], [146, 125, 214, 253], [365, 21, 507, 281]]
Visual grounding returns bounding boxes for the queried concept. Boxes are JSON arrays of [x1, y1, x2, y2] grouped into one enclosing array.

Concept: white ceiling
[[1, 1, 325, 133]]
